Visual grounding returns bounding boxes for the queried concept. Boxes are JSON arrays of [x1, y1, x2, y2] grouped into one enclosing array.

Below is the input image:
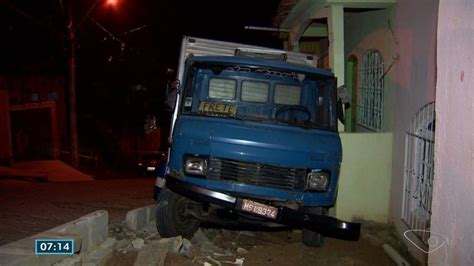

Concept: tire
[[156, 188, 200, 239], [302, 207, 327, 247]]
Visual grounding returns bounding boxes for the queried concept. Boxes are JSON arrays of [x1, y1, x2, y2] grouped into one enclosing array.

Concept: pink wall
[[429, 0, 474, 264], [389, 0, 439, 261]]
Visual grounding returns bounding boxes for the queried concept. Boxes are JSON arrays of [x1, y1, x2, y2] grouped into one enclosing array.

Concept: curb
[[125, 204, 157, 231], [0, 210, 108, 266]]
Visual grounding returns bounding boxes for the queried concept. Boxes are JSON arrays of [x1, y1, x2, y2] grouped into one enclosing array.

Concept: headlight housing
[[183, 156, 208, 176], [306, 170, 330, 191]]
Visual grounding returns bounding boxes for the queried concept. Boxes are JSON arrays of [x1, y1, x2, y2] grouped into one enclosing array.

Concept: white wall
[[429, 0, 474, 265]]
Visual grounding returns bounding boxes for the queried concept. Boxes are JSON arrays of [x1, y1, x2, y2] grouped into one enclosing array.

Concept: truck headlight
[[183, 156, 208, 176], [306, 170, 330, 191]]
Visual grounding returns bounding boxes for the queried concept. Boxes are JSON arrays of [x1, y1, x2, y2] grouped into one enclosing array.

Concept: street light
[[77, 0, 119, 29], [106, 0, 118, 8]]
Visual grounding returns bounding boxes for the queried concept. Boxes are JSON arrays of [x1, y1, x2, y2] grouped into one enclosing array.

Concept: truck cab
[[155, 37, 360, 246]]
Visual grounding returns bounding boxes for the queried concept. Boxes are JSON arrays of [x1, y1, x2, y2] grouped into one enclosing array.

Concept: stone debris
[[52, 254, 82, 266], [202, 228, 220, 241], [142, 223, 160, 240], [191, 228, 211, 244], [100, 237, 117, 250], [91, 222, 257, 266], [159, 236, 183, 253], [221, 258, 245, 266], [179, 238, 193, 257], [205, 255, 222, 266], [198, 255, 245, 266], [213, 251, 234, 257], [133, 240, 169, 266], [132, 238, 145, 250], [236, 247, 248, 254], [83, 237, 116, 265], [52, 218, 403, 266], [126, 207, 148, 231], [116, 239, 131, 250], [200, 241, 220, 254], [54, 237, 117, 266], [125, 231, 137, 238]]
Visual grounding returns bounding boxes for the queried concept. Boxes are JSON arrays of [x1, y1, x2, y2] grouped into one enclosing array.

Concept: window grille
[[402, 102, 436, 245], [274, 84, 301, 105], [357, 49, 384, 131], [241, 81, 269, 103], [209, 78, 236, 100]]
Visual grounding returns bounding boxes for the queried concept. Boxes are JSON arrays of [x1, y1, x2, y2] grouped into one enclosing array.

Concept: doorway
[[11, 109, 52, 160]]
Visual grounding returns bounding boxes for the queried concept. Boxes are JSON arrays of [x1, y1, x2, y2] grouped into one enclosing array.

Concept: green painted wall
[[336, 133, 392, 223]]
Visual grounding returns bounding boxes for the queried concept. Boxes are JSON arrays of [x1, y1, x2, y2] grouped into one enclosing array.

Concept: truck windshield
[[180, 63, 337, 131]]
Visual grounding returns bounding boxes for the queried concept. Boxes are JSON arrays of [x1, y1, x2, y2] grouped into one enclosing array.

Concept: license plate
[[147, 167, 156, 171], [240, 199, 278, 219]]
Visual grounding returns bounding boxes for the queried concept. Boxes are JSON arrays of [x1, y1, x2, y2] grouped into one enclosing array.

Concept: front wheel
[[302, 207, 328, 247], [156, 188, 199, 239]]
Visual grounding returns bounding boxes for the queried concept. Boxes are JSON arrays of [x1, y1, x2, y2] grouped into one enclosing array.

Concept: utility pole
[[66, 0, 79, 168], [63, 0, 120, 168]]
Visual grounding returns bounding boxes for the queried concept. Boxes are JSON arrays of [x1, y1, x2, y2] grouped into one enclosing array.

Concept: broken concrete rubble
[[237, 247, 248, 254], [132, 238, 145, 250], [81, 237, 117, 266], [133, 240, 169, 266], [191, 228, 211, 244], [180, 238, 193, 257], [126, 205, 157, 231], [159, 236, 183, 253], [52, 254, 82, 266]]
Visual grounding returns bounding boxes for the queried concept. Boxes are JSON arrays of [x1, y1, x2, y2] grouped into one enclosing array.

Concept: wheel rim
[[175, 197, 196, 230]]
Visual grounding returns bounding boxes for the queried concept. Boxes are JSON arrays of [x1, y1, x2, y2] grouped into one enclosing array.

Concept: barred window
[[402, 102, 436, 245], [357, 49, 384, 131]]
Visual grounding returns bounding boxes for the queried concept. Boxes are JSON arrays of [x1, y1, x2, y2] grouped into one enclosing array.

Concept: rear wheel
[[156, 188, 200, 239], [302, 207, 327, 247]]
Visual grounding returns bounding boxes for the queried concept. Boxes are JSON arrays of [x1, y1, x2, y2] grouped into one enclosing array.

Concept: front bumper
[[165, 176, 360, 241]]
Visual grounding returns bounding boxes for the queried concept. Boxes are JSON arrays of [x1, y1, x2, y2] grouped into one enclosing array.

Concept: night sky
[[0, 0, 283, 152], [0, 0, 282, 73]]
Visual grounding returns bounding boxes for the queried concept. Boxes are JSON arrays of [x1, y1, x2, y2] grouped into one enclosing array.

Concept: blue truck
[[154, 37, 360, 246]]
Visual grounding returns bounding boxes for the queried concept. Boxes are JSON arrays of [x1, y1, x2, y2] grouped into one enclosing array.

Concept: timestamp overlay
[[35, 239, 74, 255]]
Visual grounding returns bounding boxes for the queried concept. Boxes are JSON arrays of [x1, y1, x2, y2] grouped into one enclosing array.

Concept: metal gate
[[402, 102, 435, 245], [357, 49, 384, 131]]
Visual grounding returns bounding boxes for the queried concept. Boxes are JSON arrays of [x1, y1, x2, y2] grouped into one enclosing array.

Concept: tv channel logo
[[404, 230, 448, 254]]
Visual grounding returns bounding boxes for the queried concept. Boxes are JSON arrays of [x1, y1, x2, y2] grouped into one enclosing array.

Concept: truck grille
[[208, 158, 306, 191]]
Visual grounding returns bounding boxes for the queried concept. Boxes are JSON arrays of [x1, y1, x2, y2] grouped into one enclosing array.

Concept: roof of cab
[[186, 55, 334, 77]]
